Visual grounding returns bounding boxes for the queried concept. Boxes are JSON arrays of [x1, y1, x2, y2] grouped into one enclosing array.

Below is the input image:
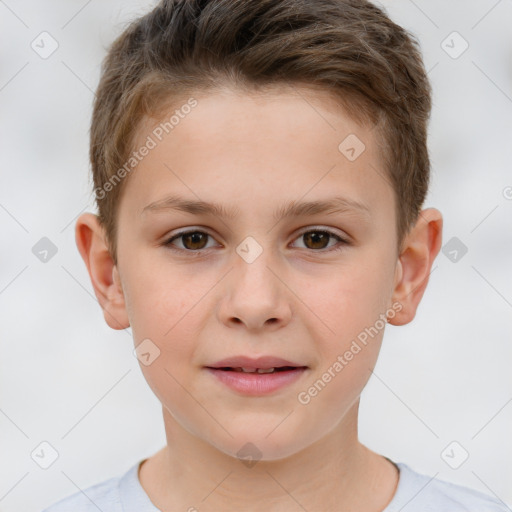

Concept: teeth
[[233, 367, 276, 373]]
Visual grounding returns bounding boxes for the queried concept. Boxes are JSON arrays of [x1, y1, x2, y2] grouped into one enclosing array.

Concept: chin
[[207, 427, 313, 465]]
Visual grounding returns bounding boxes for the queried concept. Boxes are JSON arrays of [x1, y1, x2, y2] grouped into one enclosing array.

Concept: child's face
[[82, 85, 437, 461]]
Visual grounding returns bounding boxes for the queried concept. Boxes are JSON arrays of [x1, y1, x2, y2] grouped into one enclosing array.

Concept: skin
[[76, 84, 442, 511]]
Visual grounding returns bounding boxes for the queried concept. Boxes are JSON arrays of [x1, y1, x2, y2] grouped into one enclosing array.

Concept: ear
[[75, 213, 130, 330], [389, 208, 443, 326]]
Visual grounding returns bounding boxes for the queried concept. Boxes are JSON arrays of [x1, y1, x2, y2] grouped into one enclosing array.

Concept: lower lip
[[205, 368, 307, 395]]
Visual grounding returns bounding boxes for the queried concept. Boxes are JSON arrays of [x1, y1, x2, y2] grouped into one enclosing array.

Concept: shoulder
[[41, 473, 123, 512], [385, 462, 509, 512]]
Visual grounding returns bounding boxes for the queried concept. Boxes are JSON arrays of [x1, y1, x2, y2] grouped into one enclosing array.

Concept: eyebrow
[[141, 194, 371, 221]]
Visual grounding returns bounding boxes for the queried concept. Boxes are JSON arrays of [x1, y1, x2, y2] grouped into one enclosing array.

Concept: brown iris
[[302, 231, 331, 250], [181, 232, 209, 250]]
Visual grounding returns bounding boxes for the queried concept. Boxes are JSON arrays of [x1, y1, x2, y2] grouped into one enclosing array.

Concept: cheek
[[297, 273, 387, 420], [123, 255, 193, 338], [121, 265, 204, 406], [302, 262, 393, 340], [125, 268, 202, 412]]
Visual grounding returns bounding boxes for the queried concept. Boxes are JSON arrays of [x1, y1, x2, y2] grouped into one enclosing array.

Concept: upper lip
[[206, 355, 307, 370]]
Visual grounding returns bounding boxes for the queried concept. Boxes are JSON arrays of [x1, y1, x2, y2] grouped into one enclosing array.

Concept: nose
[[217, 245, 292, 332]]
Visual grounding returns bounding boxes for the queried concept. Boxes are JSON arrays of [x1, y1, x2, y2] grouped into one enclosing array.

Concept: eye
[[164, 227, 349, 254], [164, 230, 218, 252], [164, 229, 349, 252], [291, 228, 349, 252]]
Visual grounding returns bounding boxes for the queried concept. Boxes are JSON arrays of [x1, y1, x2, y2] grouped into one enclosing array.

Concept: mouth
[[204, 362, 308, 395], [207, 355, 307, 370], [210, 366, 305, 374]]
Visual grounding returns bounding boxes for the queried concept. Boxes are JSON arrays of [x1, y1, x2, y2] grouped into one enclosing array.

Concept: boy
[[43, 0, 508, 510]]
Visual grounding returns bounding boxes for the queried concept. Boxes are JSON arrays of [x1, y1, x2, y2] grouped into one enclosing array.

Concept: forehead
[[122, 85, 393, 222]]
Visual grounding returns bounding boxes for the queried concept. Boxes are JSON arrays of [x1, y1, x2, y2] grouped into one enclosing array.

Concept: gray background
[[0, 1, 511, 510]]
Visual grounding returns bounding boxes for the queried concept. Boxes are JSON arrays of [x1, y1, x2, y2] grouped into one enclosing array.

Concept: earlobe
[[75, 213, 130, 330], [388, 208, 443, 326]]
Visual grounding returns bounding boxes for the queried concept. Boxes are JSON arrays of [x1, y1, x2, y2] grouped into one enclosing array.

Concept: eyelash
[[163, 228, 350, 255]]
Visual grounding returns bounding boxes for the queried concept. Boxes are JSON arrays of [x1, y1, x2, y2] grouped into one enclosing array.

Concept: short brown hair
[[90, 0, 432, 265]]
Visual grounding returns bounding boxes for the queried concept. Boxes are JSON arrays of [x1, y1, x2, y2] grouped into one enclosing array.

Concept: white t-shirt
[[42, 459, 509, 511]]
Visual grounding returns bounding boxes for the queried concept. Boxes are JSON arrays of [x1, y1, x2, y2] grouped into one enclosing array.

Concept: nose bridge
[[220, 234, 291, 330], [233, 234, 279, 295]]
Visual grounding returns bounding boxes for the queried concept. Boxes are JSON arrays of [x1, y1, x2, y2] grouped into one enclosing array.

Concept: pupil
[[184, 232, 207, 250], [305, 231, 328, 249]]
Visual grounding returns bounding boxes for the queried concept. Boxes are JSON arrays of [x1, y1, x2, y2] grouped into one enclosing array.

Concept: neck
[[139, 401, 398, 511]]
